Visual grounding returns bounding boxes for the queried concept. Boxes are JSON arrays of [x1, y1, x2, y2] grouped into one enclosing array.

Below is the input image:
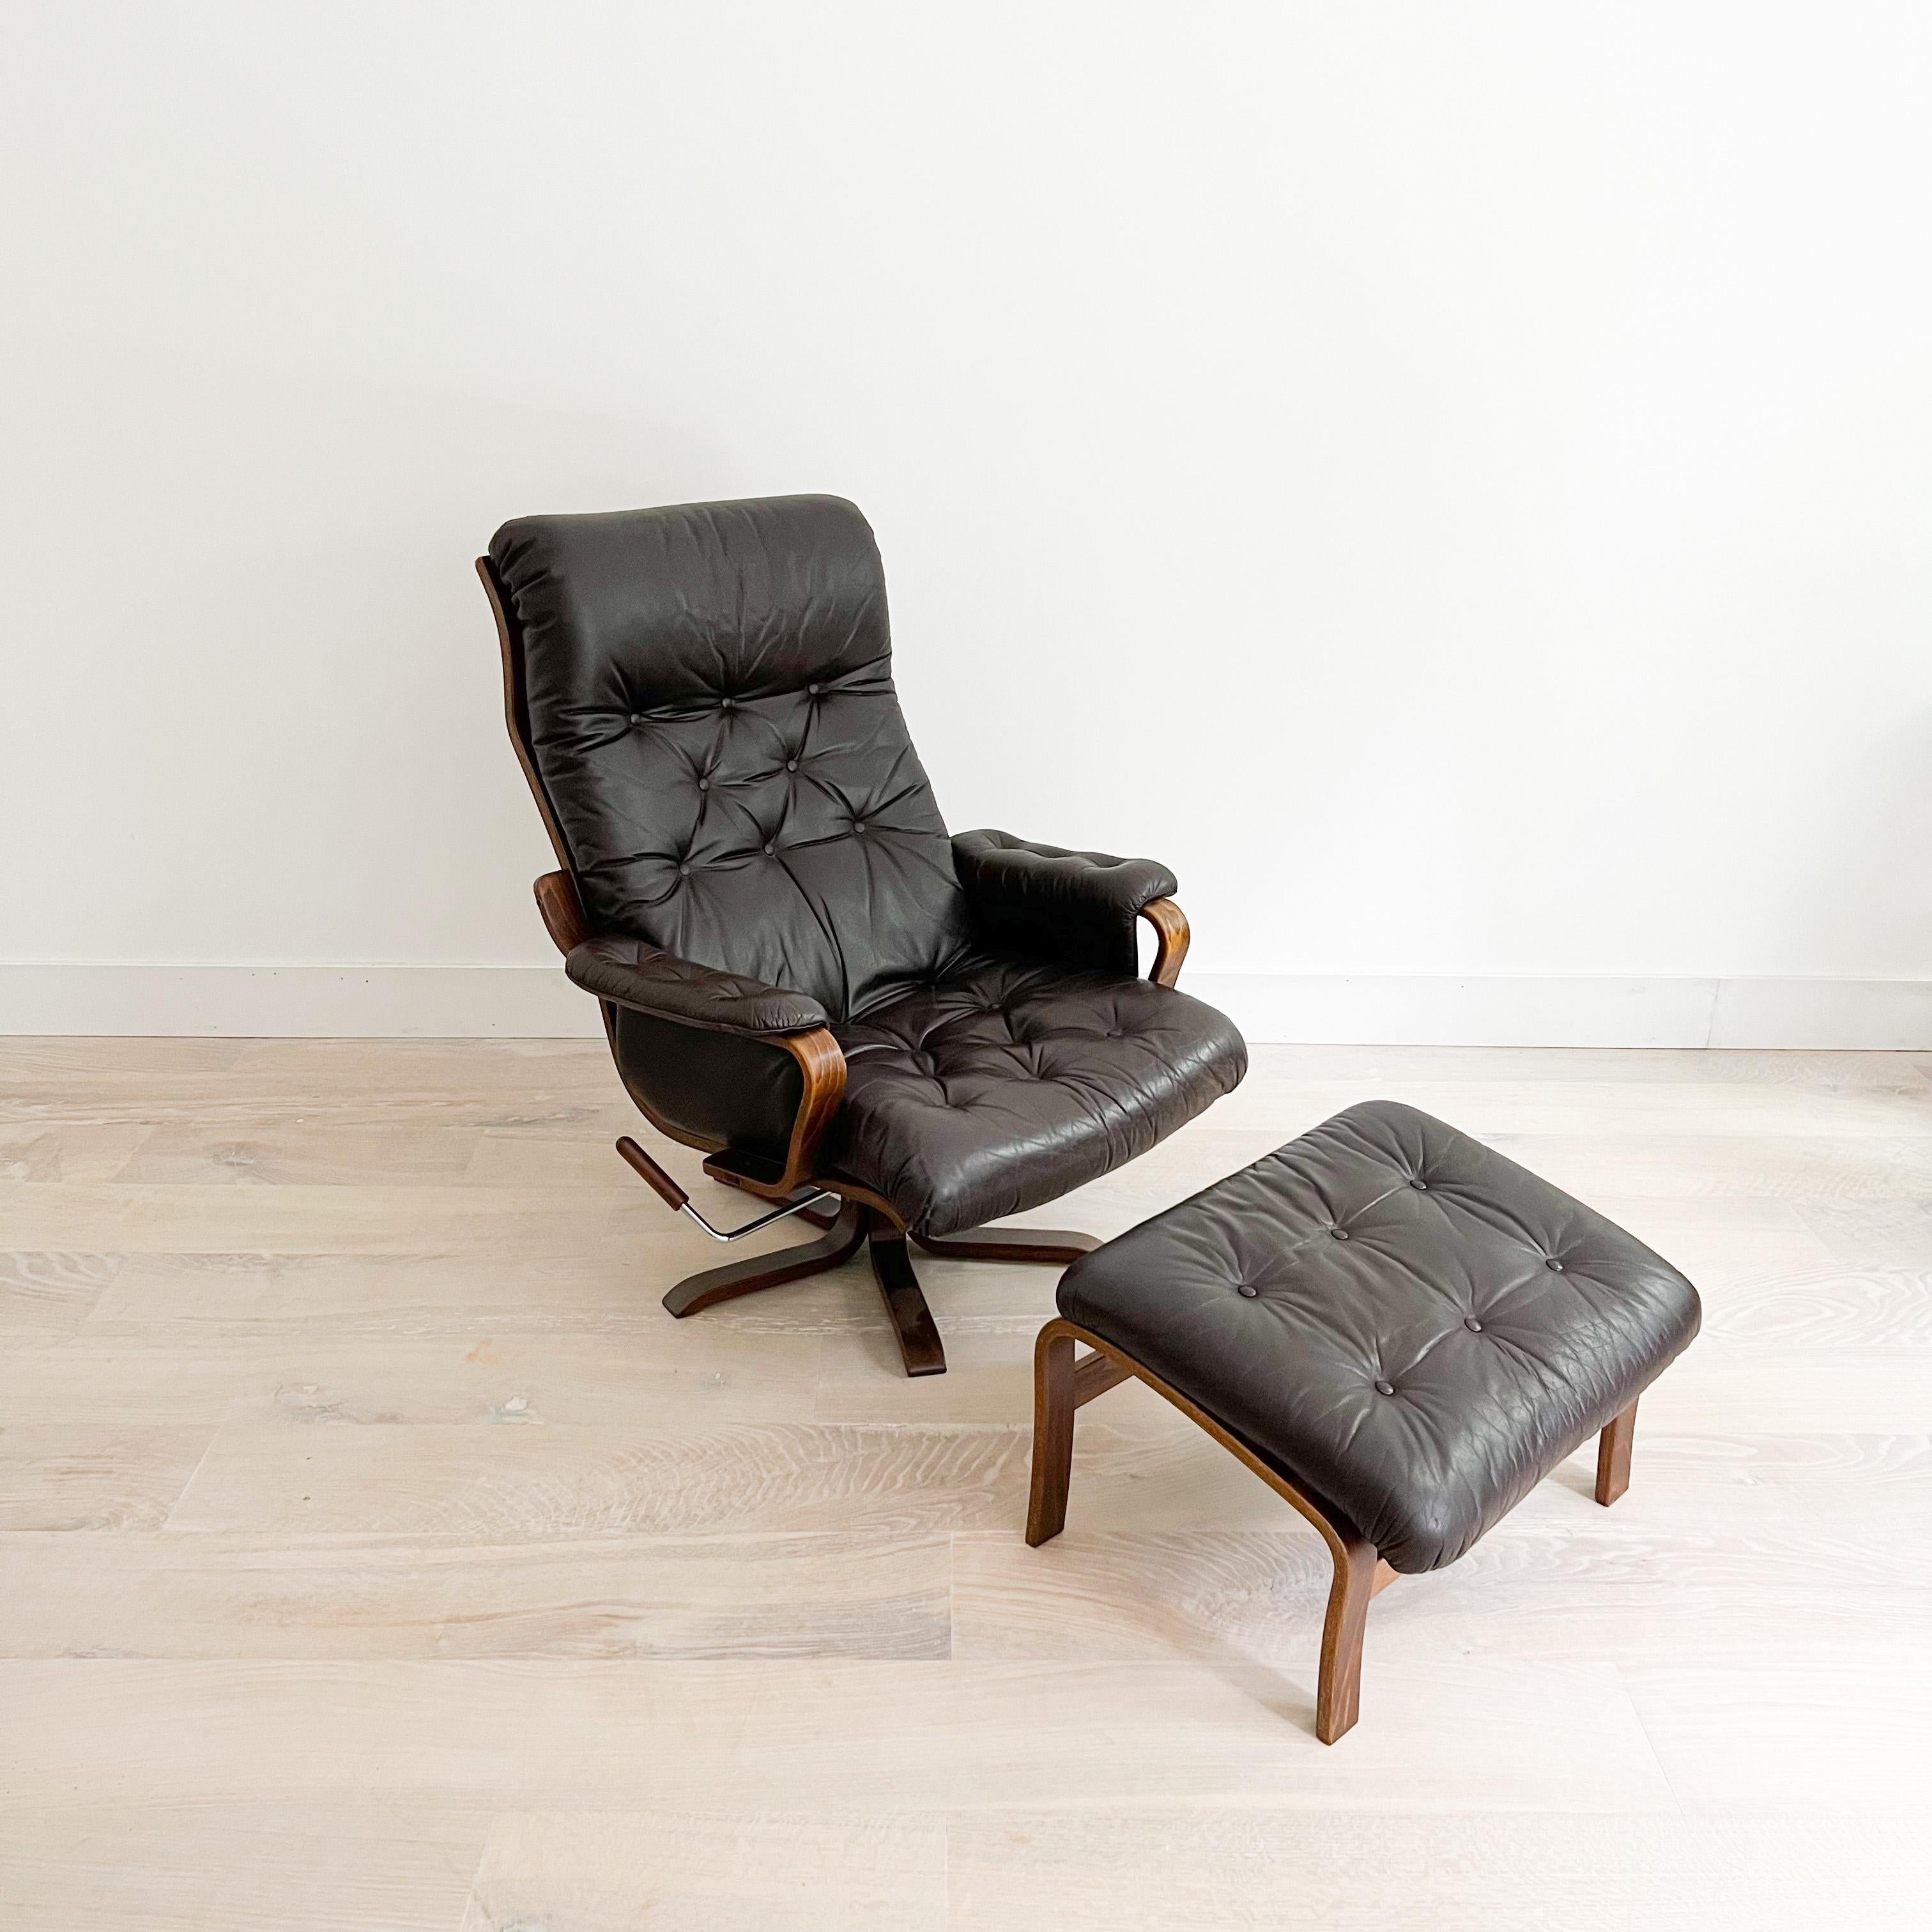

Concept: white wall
[[5, 3, 1930, 1041]]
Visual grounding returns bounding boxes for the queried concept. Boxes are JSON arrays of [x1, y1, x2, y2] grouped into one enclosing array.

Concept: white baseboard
[[1186, 974, 1932, 1050], [3, 964, 1929, 1049], [0, 965, 601, 1039]]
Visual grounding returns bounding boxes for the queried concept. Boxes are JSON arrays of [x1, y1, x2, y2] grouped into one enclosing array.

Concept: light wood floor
[[2, 1038, 1929, 1928]]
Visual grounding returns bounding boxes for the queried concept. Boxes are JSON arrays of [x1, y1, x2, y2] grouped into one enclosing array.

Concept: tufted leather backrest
[[489, 494, 973, 1021]]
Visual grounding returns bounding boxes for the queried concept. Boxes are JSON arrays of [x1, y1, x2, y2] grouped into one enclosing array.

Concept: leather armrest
[[952, 830, 1179, 977], [565, 936, 831, 1036]]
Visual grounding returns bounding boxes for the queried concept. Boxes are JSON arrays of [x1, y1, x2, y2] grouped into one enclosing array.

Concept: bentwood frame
[[1026, 1315, 1641, 1742]]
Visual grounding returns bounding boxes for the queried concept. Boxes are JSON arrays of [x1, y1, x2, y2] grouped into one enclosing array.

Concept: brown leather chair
[[480, 494, 1246, 1374]]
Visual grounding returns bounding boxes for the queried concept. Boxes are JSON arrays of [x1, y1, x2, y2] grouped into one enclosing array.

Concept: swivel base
[[654, 1184, 1096, 1378], [659, 1199, 871, 1318]]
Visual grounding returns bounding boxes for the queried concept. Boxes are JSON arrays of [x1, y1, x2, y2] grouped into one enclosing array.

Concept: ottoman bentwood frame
[[1024, 1101, 1702, 1744], [1029, 1322, 1640, 1744]]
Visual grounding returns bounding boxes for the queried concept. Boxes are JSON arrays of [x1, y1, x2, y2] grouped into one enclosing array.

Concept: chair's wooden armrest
[[1139, 898, 1190, 987], [533, 870, 591, 956]]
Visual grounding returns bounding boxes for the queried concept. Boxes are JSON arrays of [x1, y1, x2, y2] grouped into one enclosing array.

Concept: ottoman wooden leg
[[1317, 1537, 1383, 1745], [1595, 1398, 1637, 1506], [1024, 1317, 1399, 1744], [1026, 1324, 1078, 1545]]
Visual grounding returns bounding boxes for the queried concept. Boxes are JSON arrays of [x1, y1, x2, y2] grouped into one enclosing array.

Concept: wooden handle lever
[[616, 1136, 689, 1212]]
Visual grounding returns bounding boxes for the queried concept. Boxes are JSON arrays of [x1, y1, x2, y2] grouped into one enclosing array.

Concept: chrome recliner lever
[[615, 1136, 835, 1243]]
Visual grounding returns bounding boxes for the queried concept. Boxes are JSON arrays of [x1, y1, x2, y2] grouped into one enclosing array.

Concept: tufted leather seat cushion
[[1058, 1101, 1701, 1572], [827, 954, 1246, 1239]]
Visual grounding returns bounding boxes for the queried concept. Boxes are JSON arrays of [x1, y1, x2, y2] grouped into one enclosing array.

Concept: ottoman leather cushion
[[1057, 1100, 1701, 1572]]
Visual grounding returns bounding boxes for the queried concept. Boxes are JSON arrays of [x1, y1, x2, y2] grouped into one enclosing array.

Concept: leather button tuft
[[806, 682, 820, 696], [627, 713, 641, 725], [853, 822, 867, 834], [1330, 1227, 1349, 1241], [786, 760, 798, 772], [1374, 1379, 1395, 1396], [763, 841, 776, 855], [1464, 1316, 1483, 1333], [677, 863, 691, 877], [1546, 1257, 1565, 1272], [1411, 1178, 1429, 1191], [696, 778, 709, 792], [1237, 1284, 1259, 1298], [721, 696, 735, 710]]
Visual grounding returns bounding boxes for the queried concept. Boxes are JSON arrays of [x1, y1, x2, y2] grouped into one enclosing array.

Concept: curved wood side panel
[[776, 1027, 848, 1193], [1140, 898, 1190, 987], [610, 1021, 851, 1198], [698, 1027, 849, 1200]]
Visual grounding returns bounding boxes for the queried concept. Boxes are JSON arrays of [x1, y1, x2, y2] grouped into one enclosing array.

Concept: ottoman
[[1026, 1100, 1701, 1742]]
